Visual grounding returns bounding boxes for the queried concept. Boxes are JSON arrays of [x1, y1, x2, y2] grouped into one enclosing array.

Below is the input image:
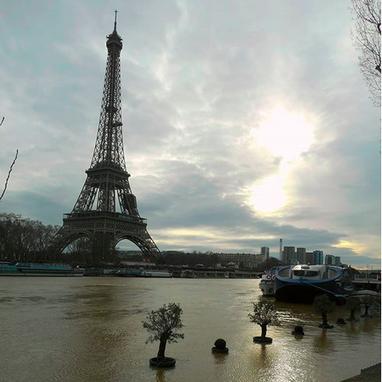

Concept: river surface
[[0, 277, 380, 382]]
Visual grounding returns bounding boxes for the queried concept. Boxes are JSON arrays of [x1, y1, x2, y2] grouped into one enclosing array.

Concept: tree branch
[[0, 149, 18, 201], [351, 0, 381, 105]]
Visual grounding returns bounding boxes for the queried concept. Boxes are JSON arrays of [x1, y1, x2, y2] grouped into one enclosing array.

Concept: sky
[[0, 1, 380, 267]]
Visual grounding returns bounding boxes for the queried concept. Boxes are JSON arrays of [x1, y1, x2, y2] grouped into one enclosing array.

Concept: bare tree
[[0, 213, 59, 261], [0, 116, 18, 201], [346, 296, 361, 321], [351, 0, 381, 105], [360, 294, 379, 317], [313, 294, 335, 329]]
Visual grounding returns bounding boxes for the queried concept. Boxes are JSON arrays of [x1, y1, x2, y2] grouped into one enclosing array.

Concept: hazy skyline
[[0, 1, 380, 266]]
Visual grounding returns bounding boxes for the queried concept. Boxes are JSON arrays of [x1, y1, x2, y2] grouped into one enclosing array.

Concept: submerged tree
[[360, 294, 379, 317], [249, 301, 280, 344], [143, 302, 184, 367], [346, 296, 361, 321], [313, 294, 335, 329], [351, 0, 381, 105]]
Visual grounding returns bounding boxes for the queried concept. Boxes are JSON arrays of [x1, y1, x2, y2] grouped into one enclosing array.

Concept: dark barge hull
[[275, 279, 347, 304]]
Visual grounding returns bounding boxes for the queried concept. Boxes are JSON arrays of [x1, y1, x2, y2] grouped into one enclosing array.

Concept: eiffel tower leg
[[139, 229, 161, 259], [50, 225, 93, 265], [49, 226, 68, 262], [113, 226, 160, 261]]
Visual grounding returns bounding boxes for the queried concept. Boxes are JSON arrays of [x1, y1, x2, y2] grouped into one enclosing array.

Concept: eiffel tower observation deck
[[54, 13, 160, 264]]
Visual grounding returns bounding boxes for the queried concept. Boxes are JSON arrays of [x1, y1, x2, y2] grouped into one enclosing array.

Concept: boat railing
[[354, 274, 380, 281]]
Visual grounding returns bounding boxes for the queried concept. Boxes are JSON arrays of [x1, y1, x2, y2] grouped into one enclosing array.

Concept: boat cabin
[[285, 264, 341, 280]]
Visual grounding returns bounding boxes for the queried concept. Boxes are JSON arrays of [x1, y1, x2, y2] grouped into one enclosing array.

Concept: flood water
[[0, 277, 380, 382]]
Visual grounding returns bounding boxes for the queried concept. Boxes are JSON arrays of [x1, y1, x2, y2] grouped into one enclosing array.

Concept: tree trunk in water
[[157, 338, 167, 359], [261, 324, 267, 338], [364, 305, 369, 317], [350, 309, 355, 321], [322, 312, 328, 327]]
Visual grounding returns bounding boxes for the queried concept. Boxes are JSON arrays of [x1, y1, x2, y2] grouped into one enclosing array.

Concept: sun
[[247, 105, 317, 215], [251, 105, 316, 161], [248, 173, 287, 215]]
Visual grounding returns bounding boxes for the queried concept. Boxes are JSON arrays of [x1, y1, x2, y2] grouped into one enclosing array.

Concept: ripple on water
[[0, 296, 14, 303]]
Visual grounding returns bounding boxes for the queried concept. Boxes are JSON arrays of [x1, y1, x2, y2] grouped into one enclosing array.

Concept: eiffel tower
[[54, 13, 160, 264]]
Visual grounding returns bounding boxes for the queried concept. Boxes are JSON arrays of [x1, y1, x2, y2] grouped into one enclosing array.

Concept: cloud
[[0, 1, 379, 267]]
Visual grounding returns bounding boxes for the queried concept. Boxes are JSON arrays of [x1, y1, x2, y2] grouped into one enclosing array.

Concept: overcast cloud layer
[[0, 1, 380, 266]]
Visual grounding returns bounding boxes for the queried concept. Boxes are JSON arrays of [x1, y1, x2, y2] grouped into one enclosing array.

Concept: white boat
[[259, 269, 278, 296], [274, 264, 348, 303]]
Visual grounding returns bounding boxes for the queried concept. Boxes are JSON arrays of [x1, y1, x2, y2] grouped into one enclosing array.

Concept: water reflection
[[256, 344, 269, 367], [361, 318, 379, 333], [343, 318, 380, 337], [155, 368, 167, 382], [346, 321, 361, 336], [63, 284, 123, 381], [60, 282, 152, 382], [313, 330, 335, 353], [212, 351, 228, 365]]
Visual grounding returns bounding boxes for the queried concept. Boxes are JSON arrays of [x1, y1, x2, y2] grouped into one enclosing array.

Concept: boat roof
[[291, 264, 342, 271]]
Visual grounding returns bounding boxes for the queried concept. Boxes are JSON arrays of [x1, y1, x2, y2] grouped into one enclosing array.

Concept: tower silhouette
[[54, 14, 160, 263]]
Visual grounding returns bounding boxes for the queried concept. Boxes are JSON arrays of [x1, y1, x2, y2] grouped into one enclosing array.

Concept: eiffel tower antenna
[[53, 16, 160, 264], [114, 10, 117, 31]]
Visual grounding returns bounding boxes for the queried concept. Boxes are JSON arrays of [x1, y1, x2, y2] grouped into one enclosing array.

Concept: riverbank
[[341, 363, 381, 382]]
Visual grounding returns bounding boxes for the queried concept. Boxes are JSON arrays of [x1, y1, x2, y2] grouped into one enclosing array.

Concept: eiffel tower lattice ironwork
[[54, 15, 160, 263]]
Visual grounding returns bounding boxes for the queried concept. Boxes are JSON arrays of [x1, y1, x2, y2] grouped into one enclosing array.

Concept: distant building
[[334, 256, 341, 266], [296, 247, 306, 264], [217, 253, 241, 265], [255, 254, 266, 264], [226, 262, 239, 269], [325, 254, 335, 265], [305, 252, 314, 264], [261, 247, 270, 261], [313, 250, 324, 265], [217, 253, 261, 269], [283, 246, 296, 264]]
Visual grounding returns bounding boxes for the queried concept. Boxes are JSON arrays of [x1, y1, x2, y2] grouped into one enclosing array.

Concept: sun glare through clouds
[[252, 106, 316, 161], [248, 105, 316, 216], [248, 173, 287, 214]]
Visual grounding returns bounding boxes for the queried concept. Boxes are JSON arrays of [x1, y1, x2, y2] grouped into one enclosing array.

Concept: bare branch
[[351, 0, 381, 105], [0, 149, 18, 201], [0, 117, 4, 127]]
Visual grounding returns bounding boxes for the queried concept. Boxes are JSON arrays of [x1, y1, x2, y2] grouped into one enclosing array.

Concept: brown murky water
[[0, 277, 380, 382]]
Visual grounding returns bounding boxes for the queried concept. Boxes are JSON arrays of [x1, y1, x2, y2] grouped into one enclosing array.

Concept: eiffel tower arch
[[53, 14, 160, 264]]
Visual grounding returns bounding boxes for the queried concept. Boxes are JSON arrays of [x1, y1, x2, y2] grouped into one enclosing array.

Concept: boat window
[[305, 271, 319, 277], [293, 270, 305, 276]]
